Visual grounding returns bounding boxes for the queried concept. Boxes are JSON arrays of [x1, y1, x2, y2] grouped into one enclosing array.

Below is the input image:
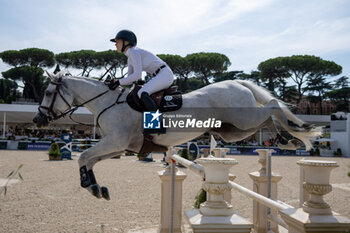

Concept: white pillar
[[259, 128, 262, 145], [249, 149, 282, 233], [2, 112, 6, 138], [299, 158, 309, 208], [158, 164, 187, 233], [223, 174, 236, 204], [93, 116, 96, 139]]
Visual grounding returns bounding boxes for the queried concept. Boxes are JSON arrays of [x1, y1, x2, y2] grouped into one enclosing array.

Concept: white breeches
[[137, 66, 174, 98]]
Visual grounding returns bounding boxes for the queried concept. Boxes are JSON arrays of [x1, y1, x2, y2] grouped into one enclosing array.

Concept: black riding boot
[[140, 92, 157, 111]]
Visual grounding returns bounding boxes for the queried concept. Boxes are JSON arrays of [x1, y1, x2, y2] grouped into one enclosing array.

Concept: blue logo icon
[[143, 110, 162, 129], [60, 134, 72, 143]]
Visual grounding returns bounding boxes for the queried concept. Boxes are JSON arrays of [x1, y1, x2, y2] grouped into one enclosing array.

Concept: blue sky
[[1, 0, 350, 82]]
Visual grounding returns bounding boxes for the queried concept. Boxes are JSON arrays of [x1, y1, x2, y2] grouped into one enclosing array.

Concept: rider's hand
[[107, 79, 120, 90], [104, 78, 111, 85]]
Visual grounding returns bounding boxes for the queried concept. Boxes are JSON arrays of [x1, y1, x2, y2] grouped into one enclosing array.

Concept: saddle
[[126, 84, 183, 154], [126, 85, 182, 112]]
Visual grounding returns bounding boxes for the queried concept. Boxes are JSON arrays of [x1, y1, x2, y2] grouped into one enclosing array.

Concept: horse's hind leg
[[231, 99, 280, 131], [212, 117, 277, 143], [263, 117, 303, 150], [210, 123, 257, 142]]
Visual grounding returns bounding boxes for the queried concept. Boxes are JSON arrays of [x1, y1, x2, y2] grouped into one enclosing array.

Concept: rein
[[65, 90, 110, 126], [95, 88, 126, 127], [39, 77, 127, 127]]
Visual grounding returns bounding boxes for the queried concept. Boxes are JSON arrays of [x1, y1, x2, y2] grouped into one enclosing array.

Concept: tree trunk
[[268, 77, 274, 92], [26, 81, 40, 102], [297, 83, 303, 104]]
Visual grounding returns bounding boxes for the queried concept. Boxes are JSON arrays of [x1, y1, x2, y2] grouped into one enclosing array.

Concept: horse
[[33, 71, 321, 200]]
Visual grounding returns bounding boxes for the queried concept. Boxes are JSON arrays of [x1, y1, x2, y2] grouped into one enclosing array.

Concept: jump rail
[[169, 151, 288, 212], [170, 154, 204, 177], [158, 147, 350, 233], [228, 181, 288, 212]]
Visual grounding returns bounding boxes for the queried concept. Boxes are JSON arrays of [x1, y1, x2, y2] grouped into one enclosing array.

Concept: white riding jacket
[[119, 47, 174, 97]]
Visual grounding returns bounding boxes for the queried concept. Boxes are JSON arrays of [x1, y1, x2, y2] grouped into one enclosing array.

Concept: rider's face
[[115, 39, 123, 52]]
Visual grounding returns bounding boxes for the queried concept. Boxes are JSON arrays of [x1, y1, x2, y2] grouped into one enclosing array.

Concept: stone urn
[[297, 159, 339, 215], [212, 148, 230, 158], [200, 148, 210, 158], [254, 149, 275, 174], [197, 157, 238, 216]]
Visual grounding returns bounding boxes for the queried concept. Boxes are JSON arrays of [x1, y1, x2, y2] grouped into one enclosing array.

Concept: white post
[[223, 174, 236, 204], [299, 158, 309, 207], [93, 116, 96, 140], [2, 112, 6, 138], [259, 128, 262, 145], [249, 149, 282, 233], [159, 149, 187, 233], [267, 150, 271, 232]]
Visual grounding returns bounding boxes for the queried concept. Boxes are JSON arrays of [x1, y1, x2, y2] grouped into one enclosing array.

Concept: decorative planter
[[49, 155, 62, 161], [212, 148, 230, 158], [200, 148, 210, 158], [297, 159, 339, 215], [254, 149, 275, 174], [197, 157, 238, 216]]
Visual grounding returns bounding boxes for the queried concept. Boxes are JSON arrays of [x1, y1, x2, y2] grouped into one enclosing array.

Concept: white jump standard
[[160, 148, 350, 233]]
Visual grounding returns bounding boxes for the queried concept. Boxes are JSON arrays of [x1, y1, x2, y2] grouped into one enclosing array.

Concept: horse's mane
[[55, 70, 106, 87]]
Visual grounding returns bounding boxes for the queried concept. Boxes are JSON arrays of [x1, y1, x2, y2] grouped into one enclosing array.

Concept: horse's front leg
[[78, 135, 127, 200]]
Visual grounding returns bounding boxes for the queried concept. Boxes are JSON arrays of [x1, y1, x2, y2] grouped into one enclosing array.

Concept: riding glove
[[107, 79, 120, 90]]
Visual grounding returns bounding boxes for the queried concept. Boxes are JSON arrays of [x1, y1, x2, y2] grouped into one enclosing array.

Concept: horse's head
[[33, 71, 74, 127]]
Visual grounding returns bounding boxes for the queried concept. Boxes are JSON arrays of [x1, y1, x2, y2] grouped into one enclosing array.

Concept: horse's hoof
[[291, 139, 303, 148], [91, 184, 102, 199], [302, 123, 314, 131], [277, 140, 301, 150], [101, 186, 110, 200], [287, 120, 301, 129]]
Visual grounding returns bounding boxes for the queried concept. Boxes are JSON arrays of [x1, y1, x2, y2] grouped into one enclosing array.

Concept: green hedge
[[17, 141, 28, 150]]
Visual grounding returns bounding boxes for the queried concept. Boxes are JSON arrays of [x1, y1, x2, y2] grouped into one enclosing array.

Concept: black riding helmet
[[110, 30, 137, 52]]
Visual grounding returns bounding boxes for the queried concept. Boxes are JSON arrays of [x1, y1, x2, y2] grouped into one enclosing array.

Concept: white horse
[[33, 71, 321, 200]]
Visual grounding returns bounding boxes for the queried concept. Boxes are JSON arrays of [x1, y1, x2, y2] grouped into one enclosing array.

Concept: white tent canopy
[[0, 104, 94, 124], [0, 104, 95, 138]]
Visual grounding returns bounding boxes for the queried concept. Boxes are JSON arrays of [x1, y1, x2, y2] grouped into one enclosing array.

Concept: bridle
[[38, 77, 126, 126], [38, 77, 75, 122]]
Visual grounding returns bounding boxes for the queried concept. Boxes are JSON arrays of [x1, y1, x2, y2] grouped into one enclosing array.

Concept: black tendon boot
[[80, 166, 96, 188], [140, 92, 157, 111]]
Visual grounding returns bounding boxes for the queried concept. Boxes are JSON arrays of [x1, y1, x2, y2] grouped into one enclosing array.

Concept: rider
[[108, 29, 174, 111]]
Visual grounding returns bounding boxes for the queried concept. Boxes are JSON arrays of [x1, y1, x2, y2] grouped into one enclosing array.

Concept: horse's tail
[[235, 80, 322, 150]]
